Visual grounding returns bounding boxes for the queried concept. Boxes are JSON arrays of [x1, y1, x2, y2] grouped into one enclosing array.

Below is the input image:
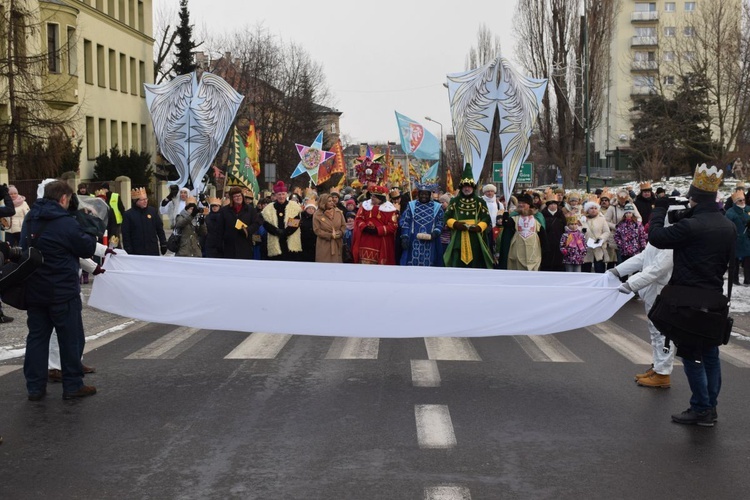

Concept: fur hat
[[482, 184, 497, 194], [688, 164, 723, 203], [583, 201, 600, 212], [228, 186, 243, 197]]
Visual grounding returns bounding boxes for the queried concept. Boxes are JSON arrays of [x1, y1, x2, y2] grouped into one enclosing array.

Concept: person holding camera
[[122, 188, 167, 255], [160, 185, 190, 227], [21, 180, 98, 401], [173, 197, 207, 257]]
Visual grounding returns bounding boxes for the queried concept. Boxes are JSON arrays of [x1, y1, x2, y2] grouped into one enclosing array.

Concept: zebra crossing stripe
[[415, 404, 457, 449], [424, 485, 472, 500], [424, 338, 481, 361], [0, 365, 21, 377], [325, 338, 379, 359], [411, 360, 441, 387], [514, 335, 583, 362], [224, 333, 293, 359], [586, 322, 653, 364], [719, 344, 750, 368], [126, 327, 205, 359]]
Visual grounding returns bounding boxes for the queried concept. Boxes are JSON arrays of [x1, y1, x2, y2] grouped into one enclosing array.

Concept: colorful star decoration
[[354, 146, 385, 186], [291, 131, 336, 185]]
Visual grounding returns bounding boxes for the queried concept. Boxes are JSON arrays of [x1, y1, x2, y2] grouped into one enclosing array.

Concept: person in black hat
[[541, 195, 566, 271], [499, 193, 547, 271]]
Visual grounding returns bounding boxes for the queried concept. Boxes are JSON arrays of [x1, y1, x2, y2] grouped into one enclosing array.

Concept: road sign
[[493, 162, 534, 184]]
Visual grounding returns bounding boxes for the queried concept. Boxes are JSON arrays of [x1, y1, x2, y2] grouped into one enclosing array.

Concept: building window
[[121, 121, 129, 151], [110, 120, 118, 148], [96, 0, 104, 10], [96, 44, 105, 87], [99, 118, 107, 154], [634, 51, 656, 62], [138, 1, 144, 32], [120, 53, 127, 93], [131, 123, 138, 150], [685, 2, 696, 12], [118, 0, 125, 23], [663, 75, 675, 86], [635, 27, 657, 37], [663, 51, 675, 62], [139, 60, 145, 97], [130, 57, 137, 95], [108, 0, 115, 17], [665, 2, 675, 11], [86, 117, 95, 159], [684, 26, 696, 37], [684, 51, 696, 61], [141, 124, 147, 152], [109, 49, 117, 90], [634, 2, 656, 12], [67, 27, 77, 76], [664, 26, 676, 37], [47, 23, 60, 73], [84, 39, 93, 84]]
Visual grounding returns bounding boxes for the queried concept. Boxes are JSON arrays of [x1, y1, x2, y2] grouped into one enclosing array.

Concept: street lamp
[[424, 116, 444, 171]]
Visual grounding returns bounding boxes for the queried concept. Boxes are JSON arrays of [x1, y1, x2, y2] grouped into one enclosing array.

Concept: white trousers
[[48, 330, 84, 370], [646, 309, 675, 375]]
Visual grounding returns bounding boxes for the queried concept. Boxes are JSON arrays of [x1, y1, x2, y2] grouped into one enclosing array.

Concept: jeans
[[682, 346, 721, 412], [24, 296, 85, 395]]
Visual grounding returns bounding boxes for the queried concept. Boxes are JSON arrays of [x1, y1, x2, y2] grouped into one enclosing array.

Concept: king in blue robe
[[399, 179, 445, 266]]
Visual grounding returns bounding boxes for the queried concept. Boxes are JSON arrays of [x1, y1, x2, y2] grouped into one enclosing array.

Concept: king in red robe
[[352, 186, 398, 265]]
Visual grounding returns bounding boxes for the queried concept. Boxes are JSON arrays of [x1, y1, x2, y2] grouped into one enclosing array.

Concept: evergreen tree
[[172, 0, 197, 76]]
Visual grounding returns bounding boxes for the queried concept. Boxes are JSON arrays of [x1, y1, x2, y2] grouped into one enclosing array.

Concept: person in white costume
[[609, 204, 685, 388]]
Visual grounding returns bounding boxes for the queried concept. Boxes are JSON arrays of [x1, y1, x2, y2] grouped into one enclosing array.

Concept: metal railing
[[631, 11, 659, 22], [631, 60, 658, 71], [631, 36, 658, 46]]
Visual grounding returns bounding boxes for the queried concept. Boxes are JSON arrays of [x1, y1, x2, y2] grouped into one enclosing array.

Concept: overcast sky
[[154, 0, 520, 145]]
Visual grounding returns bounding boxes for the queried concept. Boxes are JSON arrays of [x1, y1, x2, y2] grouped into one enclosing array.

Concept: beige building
[[594, 0, 739, 169], [0, 0, 154, 180]]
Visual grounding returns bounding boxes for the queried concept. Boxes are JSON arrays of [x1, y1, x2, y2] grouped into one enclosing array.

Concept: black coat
[[299, 211, 316, 262], [204, 210, 223, 258], [649, 203, 736, 291], [541, 207, 566, 271], [634, 195, 654, 226], [121, 205, 167, 256], [20, 198, 96, 305], [218, 204, 260, 259]]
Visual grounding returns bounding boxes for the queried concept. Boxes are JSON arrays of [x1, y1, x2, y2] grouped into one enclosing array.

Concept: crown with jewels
[[691, 164, 723, 193], [130, 187, 147, 199]]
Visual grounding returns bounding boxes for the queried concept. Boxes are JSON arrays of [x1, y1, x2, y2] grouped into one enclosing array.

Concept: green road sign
[[492, 162, 534, 184]]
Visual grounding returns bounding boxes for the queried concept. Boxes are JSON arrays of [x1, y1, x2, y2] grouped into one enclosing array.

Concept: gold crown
[[131, 187, 147, 199], [691, 164, 723, 193], [639, 182, 652, 190], [94, 189, 107, 197]]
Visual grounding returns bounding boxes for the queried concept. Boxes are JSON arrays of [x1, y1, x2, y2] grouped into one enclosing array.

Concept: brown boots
[[636, 371, 671, 388]]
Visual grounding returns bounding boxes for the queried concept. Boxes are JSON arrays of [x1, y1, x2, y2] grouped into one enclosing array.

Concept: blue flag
[[395, 111, 440, 160]]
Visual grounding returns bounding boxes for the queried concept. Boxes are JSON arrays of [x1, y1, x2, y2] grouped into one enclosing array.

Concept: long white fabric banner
[[89, 255, 632, 338]]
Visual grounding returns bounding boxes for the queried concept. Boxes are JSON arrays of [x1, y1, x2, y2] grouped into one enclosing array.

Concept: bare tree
[[659, 0, 750, 166], [514, 0, 619, 188], [0, 0, 83, 179], [465, 23, 503, 69], [152, 1, 205, 84]]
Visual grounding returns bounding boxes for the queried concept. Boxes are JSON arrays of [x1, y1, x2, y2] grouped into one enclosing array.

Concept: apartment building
[[593, 0, 739, 169], [0, 0, 154, 180]]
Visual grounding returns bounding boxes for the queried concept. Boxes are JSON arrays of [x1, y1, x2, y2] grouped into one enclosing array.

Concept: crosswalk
[[3, 321, 750, 374]]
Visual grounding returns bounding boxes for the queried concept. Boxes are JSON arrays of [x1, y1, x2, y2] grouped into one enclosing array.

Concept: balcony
[[631, 61, 658, 71], [631, 11, 659, 22], [42, 73, 79, 110], [631, 36, 658, 47], [631, 85, 657, 96]]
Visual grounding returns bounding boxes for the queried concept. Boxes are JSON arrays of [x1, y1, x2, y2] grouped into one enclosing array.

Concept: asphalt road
[[1, 299, 750, 499]]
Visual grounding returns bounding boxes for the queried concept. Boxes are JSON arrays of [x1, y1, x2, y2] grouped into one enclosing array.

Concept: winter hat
[[583, 201, 600, 212], [482, 184, 497, 194], [228, 186, 243, 197], [345, 198, 357, 207], [687, 164, 723, 203], [304, 200, 317, 210], [516, 193, 534, 206], [623, 203, 635, 213], [655, 187, 666, 195], [345, 211, 356, 221], [273, 181, 287, 194]]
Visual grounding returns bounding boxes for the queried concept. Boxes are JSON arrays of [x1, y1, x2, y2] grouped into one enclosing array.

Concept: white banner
[[89, 256, 631, 338]]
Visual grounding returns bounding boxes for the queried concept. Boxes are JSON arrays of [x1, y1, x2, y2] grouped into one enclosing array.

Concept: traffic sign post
[[492, 162, 534, 184]]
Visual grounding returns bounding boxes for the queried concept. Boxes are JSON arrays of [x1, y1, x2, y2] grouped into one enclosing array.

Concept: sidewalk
[[0, 279, 134, 361]]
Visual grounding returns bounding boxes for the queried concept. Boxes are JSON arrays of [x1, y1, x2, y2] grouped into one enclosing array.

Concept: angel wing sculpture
[[145, 72, 244, 194], [447, 56, 547, 202]]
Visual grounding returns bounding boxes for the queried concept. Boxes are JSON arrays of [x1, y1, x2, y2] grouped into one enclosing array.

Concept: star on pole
[[291, 131, 336, 185]]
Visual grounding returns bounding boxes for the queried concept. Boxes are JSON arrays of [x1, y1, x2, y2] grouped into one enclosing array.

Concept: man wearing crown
[[261, 181, 302, 261], [399, 176, 445, 266], [352, 184, 398, 265], [122, 187, 167, 255], [443, 164, 493, 268], [649, 164, 736, 427]]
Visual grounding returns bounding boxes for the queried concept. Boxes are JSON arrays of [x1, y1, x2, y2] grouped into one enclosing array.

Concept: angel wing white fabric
[[145, 72, 244, 193], [447, 56, 547, 202]]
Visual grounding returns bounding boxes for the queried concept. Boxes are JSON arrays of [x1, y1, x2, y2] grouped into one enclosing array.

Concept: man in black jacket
[[649, 165, 736, 427], [0, 183, 15, 323], [21, 180, 97, 401], [121, 188, 167, 255]]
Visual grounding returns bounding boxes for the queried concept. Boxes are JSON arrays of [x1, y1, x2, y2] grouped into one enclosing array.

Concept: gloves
[[92, 265, 105, 276], [105, 248, 117, 256], [160, 245, 167, 255], [654, 197, 671, 209], [401, 235, 410, 250], [468, 225, 483, 233], [453, 221, 468, 231], [618, 282, 632, 294], [431, 229, 442, 240], [190, 206, 201, 217], [284, 226, 297, 237], [169, 184, 179, 198], [0, 184, 8, 199], [362, 225, 378, 235], [608, 268, 620, 278]]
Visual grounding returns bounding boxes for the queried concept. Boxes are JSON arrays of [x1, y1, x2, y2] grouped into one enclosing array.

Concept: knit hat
[[655, 187, 666, 195], [345, 198, 357, 207], [687, 164, 723, 203], [273, 181, 287, 194], [623, 203, 635, 213]]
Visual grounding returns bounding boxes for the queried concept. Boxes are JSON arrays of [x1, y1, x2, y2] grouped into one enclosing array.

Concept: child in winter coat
[[614, 203, 648, 262], [343, 211, 356, 263], [560, 216, 587, 272]]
